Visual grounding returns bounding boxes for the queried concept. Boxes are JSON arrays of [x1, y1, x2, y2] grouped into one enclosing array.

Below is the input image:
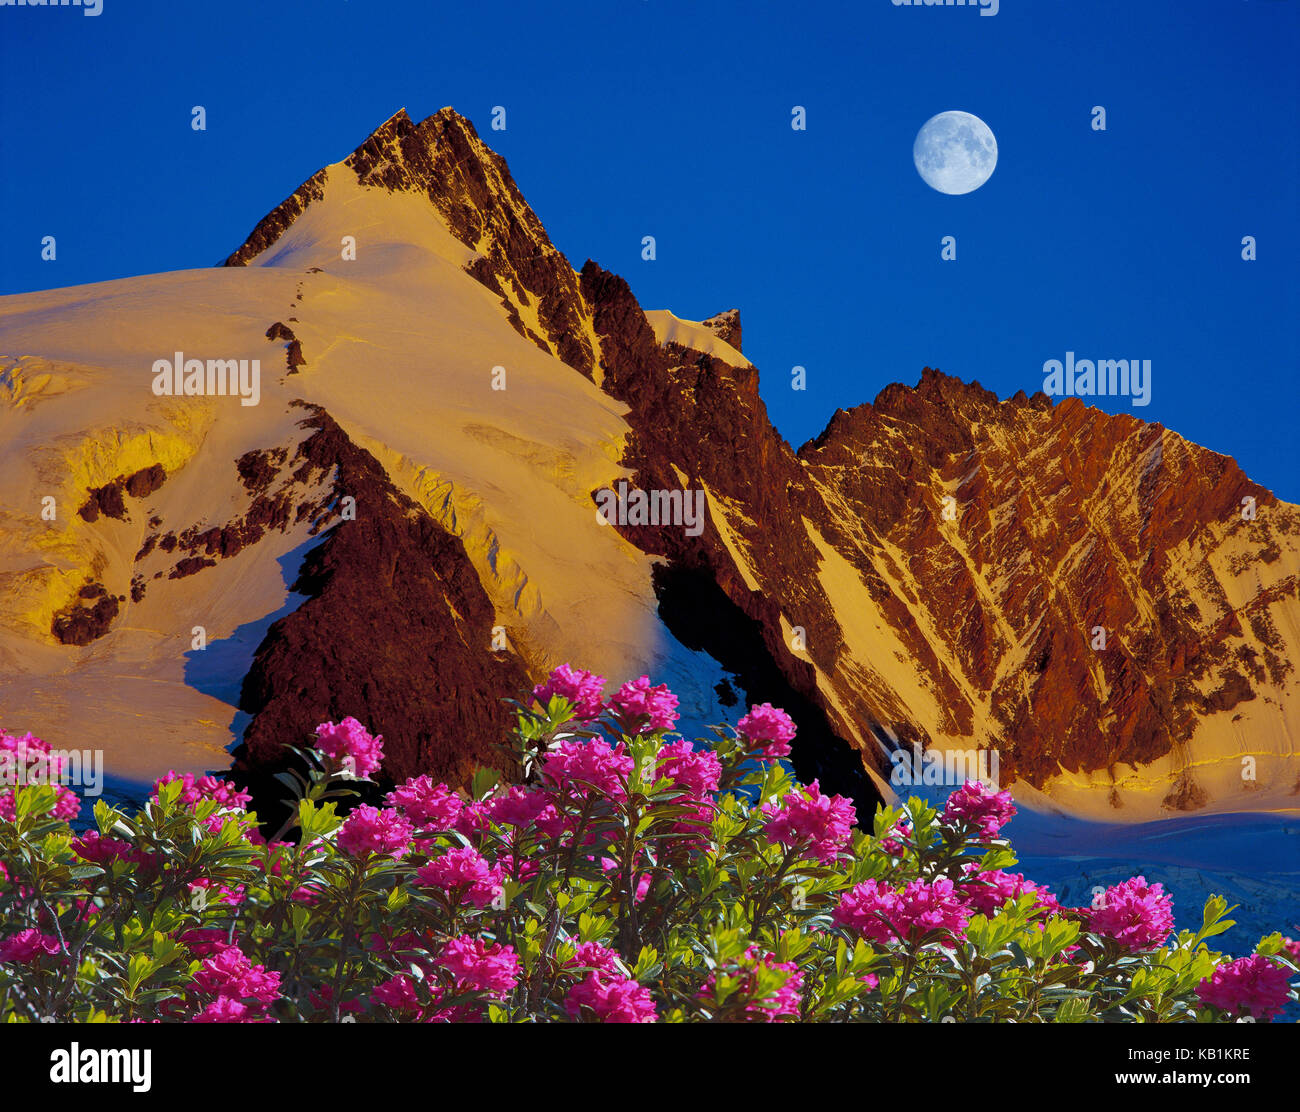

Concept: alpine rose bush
[[0, 668, 1296, 1024]]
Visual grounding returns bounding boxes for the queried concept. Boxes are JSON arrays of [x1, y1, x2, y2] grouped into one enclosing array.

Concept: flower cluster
[[416, 846, 504, 908], [1087, 876, 1175, 952], [152, 770, 251, 810], [336, 805, 413, 859], [833, 876, 970, 945], [0, 929, 63, 965], [761, 780, 857, 863], [0, 731, 79, 822], [188, 944, 281, 1022], [1195, 954, 1292, 1022], [609, 675, 680, 734], [736, 703, 797, 760], [941, 780, 1016, 838], [386, 775, 462, 829], [1, 666, 1295, 1027], [313, 717, 385, 779], [700, 945, 803, 1021], [541, 737, 634, 799], [439, 936, 520, 999], [959, 865, 1052, 917], [532, 664, 606, 721]]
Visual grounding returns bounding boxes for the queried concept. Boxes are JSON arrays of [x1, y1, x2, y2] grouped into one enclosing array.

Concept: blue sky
[[1, 0, 1296, 497]]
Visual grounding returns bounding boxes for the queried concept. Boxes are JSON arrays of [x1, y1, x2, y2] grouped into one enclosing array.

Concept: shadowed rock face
[[212, 107, 1300, 815], [233, 406, 529, 791]]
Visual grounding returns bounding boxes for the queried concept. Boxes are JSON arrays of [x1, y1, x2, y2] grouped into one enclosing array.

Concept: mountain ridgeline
[[1, 108, 1295, 819]]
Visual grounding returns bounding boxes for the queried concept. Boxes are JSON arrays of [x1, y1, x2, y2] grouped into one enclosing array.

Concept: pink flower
[[71, 830, 153, 868], [1281, 938, 1300, 962], [336, 805, 413, 859], [191, 997, 260, 1023], [372, 974, 423, 1015], [453, 799, 492, 840], [959, 865, 1053, 918], [880, 819, 912, 856], [566, 971, 657, 1022], [609, 675, 680, 734], [190, 945, 281, 1004], [194, 775, 251, 809], [312, 717, 385, 779], [834, 877, 969, 944], [151, 771, 249, 812], [187, 879, 246, 907], [438, 936, 520, 999], [541, 738, 634, 799], [178, 928, 230, 957], [567, 941, 623, 976], [415, 846, 504, 908], [1087, 877, 1175, 951], [699, 946, 803, 1021], [0, 731, 65, 784], [0, 929, 63, 964], [532, 664, 606, 721], [655, 740, 721, 797], [896, 877, 972, 941], [1196, 955, 1292, 1022], [153, 770, 201, 806], [486, 786, 564, 836], [736, 704, 797, 760], [942, 780, 1016, 839], [386, 776, 462, 829], [760, 780, 857, 863]]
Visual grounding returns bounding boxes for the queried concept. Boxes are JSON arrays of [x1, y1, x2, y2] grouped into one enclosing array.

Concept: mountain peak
[[222, 106, 600, 377]]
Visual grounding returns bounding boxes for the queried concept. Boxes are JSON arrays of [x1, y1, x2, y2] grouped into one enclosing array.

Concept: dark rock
[[233, 406, 531, 800], [52, 586, 119, 645]]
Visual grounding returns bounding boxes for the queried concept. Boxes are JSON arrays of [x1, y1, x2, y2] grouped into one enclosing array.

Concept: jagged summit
[[223, 106, 602, 378]]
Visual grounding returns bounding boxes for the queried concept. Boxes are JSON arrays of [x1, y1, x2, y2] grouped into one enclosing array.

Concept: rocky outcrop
[[51, 583, 121, 645], [233, 405, 530, 791], [77, 464, 166, 522], [702, 309, 742, 352]]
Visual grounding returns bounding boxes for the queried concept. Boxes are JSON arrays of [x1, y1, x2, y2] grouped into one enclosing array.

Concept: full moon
[[913, 111, 998, 195]]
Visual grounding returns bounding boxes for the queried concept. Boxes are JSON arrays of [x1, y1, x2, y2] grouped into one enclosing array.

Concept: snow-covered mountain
[[1, 107, 1296, 821]]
